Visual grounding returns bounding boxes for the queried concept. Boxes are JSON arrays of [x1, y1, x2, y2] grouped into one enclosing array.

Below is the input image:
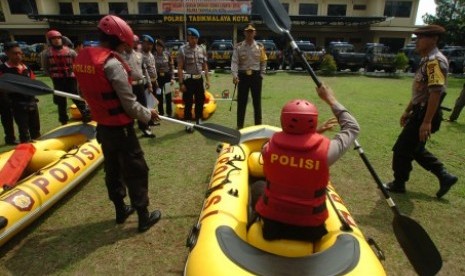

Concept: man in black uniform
[[384, 25, 458, 199], [0, 42, 41, 143], [177, 27, 210, 132]]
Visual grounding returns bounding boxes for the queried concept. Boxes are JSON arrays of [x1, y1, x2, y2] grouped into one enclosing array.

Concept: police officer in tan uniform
[[384, 25, 458, 199], [123, 35, 155, 138], [231, 23, 267, 129], [177, 27, 210, 132]]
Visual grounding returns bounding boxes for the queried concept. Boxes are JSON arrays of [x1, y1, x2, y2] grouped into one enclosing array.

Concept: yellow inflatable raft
[[0, 122, 103, 247], [173, 91, 217, 120], [184, 125, 386, 275]]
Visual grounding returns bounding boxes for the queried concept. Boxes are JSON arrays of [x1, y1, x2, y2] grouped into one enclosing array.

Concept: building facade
[[0, 0, 422, 51]]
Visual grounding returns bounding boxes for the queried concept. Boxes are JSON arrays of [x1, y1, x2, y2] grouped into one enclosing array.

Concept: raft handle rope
[[205, 160, 242, 197]]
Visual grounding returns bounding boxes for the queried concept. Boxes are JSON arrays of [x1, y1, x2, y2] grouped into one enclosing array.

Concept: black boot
[[383, 180, 406, 193], [435, 170, 458, 199], [115, 204, 135, 224], [137, 208, 161, 232]]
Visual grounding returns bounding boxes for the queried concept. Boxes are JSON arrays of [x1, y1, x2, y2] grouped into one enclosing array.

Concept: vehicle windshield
[[211, 43, 233, 50], [334, 45, 354, 53], [298, 44, 316, 51], [372, 46, 390, 54]]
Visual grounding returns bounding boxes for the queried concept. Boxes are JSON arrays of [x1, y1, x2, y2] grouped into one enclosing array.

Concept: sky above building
[[416, 0, 437, 25]]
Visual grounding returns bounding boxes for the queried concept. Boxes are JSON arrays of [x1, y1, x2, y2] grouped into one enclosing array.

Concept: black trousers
[[450, 83, 465, 121], [392, 106, 444, 182], [0, 92, 16, 143], [156, 73, 173, 116], [12, 101, 41, 143], [96, 123, 150, 209], [52, 78, 89, 124], [183, 78, 205, 122], [132, 84, 149, 130], [237, 71, 262, 129], [250, 180, 328, 242]]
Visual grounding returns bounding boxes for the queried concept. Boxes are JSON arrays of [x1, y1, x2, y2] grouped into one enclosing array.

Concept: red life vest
[[46, 46, 75, 78], [0, 143, 36, 189], [74, 47, 133, 126], [255, 132, 330, 227]]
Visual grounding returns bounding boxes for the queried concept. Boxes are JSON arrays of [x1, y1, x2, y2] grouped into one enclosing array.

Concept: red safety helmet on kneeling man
[[98, 15, 134, 48], [280, 99, 318, 134]]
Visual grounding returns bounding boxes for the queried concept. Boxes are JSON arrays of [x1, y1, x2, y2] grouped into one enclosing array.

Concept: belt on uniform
[[238, 70, 259, 76], [184, 74, 203, 79], [131, 79, 145, 85], [159, 72, 165, 77]]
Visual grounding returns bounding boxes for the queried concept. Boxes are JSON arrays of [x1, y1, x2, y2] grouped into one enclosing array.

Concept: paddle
[[0, 73, 241, 145], [229, 83, 237, 112], [256, 0, 442, 274]]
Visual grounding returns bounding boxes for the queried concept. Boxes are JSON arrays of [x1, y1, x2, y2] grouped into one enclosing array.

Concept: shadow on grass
[[0, 219, 137, 275], [357, 190, 439, 234]]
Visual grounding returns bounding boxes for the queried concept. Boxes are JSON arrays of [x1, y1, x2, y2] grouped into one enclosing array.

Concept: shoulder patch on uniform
[[426, 59, 446, 86]]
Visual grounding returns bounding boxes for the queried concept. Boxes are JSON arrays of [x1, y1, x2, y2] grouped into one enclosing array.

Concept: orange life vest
[[74, 47, 133, 126], [256, 132, 330, 227]]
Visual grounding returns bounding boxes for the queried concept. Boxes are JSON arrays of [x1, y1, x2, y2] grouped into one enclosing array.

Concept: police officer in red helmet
[[252, 83, 360, 242], [73, 15, 161, 232]]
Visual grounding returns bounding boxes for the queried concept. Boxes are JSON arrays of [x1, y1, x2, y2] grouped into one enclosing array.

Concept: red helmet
[[46, 30, 62, 39], [280, 99, 318, 134], [98, 15, 134, 48]]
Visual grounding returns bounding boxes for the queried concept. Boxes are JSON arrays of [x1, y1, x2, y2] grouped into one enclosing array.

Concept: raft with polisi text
[[184, 125, 386, 275], [0, 122, 103, 247]]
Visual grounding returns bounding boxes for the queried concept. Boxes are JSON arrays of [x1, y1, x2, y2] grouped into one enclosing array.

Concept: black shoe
[[436, 173, 458, 199], [115, 205, 135, 224], [142, 128, 156, 138], [138, 210, 162, 232], [383, 181, 406, 193]]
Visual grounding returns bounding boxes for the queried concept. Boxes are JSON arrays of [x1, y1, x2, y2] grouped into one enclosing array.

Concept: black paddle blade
[[38, 123, 96, 140], [0, 73, 53, 96], [256, 0, 291, 34], [393, 214, 442, 275], [194, 123, 240, 145]]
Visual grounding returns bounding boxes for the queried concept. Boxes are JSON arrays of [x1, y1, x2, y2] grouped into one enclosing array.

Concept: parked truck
[[363, 43, 397, 73], [327, 41, 365, 72], [283, 41, 324, 70], [207, 39, 234, 69]]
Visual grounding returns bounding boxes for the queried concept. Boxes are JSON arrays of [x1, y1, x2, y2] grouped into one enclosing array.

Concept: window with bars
[[384, 1, 412, 18]]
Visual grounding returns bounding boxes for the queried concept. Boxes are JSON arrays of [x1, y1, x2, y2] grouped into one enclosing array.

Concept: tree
[[423, 0, 465, 46]]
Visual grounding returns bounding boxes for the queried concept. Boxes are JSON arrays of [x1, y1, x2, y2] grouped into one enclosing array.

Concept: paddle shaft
[[353, 140, 401, 216], [229, 83, 237, 111]]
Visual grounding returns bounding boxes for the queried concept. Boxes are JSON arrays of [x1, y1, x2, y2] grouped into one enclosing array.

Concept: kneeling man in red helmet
[[253, 83, 360, 242]]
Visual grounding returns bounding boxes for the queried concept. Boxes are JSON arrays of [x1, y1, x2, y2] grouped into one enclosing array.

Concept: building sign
[[163, 14, 250, 23], [162, 0, 252, 15]]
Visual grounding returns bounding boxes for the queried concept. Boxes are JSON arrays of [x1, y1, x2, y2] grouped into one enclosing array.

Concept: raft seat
[[247, 221, 314, 257]]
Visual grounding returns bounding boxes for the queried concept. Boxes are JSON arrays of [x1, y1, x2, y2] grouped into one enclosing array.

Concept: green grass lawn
[[0, 72, 464, 275]]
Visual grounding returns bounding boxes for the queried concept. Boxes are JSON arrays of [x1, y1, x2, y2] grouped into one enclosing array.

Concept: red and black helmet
[[46, 30, 62, 39], [98, 15, 134, 48], [280, 99, 318, 134]]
